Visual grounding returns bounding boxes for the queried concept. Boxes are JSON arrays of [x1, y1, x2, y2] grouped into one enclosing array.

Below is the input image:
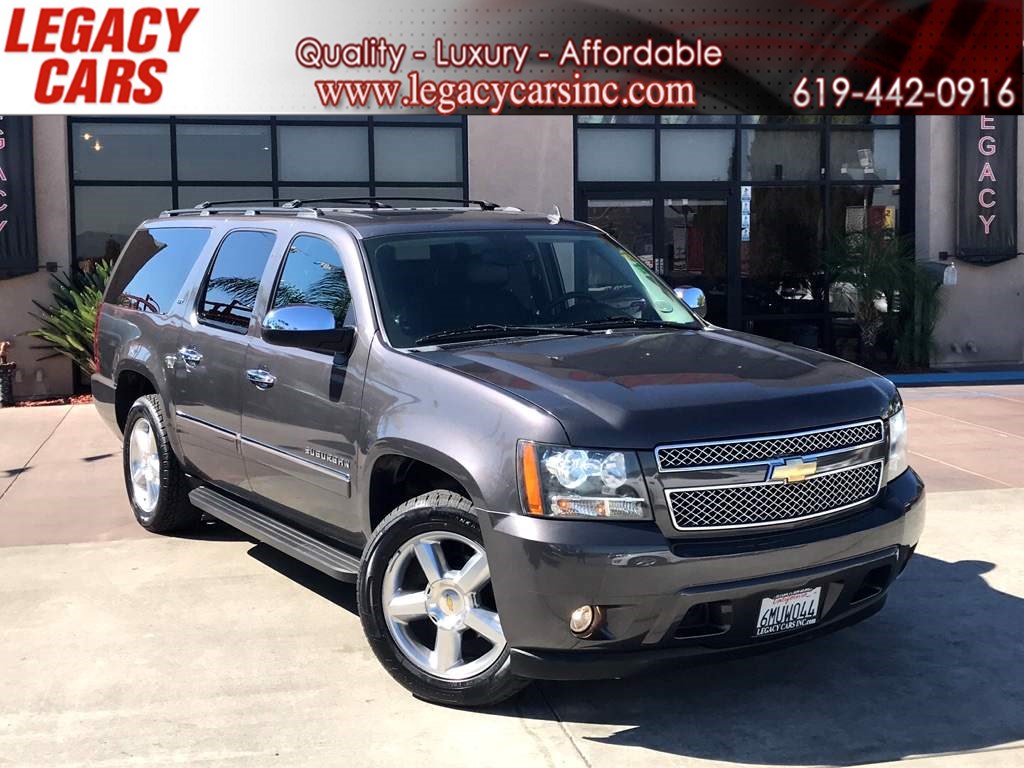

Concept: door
[[241, 233, 368, 540], [582, 191, 732, 327], [171, 229, 278, 496], [662, 194, 730, 327]]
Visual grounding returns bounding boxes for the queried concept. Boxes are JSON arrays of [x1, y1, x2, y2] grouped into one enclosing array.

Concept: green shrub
[[28, 261, 112, 377]]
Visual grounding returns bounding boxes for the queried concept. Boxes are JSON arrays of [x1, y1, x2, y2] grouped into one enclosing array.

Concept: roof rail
[[288, 196, 510, 211], [281, 197, 395, 210], [159, 204, 322, 219]]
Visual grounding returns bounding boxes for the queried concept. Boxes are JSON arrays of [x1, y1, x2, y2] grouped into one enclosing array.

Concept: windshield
[[363, 229, 698, 347]]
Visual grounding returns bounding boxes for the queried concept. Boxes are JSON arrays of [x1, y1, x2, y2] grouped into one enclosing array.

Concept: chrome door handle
[[246, 368, 276, 390], [178, 346, 203, 368]]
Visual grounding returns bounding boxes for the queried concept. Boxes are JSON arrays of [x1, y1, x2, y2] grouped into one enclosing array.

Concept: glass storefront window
[[72, 123, 171, 181], [74, 186, 173, 263], [740, 187, 824, 345], [278, 125, 368, 182], [741, 130, 821, 181], [829, 184, 900, 240], [577, 116, 655, 124], [177, 186, 275, 208], [577, 129, 655, 181], [664, 198, 729, 326], [585, 200, 654, 266], [661, 129, 734, 181], [176, 124, 273, 181], [374, 127, 462, 182], [661, 115, 736, 124], [68, 117, 468, 261], [830, 129, 900, 181]]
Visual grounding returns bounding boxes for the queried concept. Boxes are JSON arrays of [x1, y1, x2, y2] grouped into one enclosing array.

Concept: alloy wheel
[[128, 418, 161, 519], [381, 531, 506, 681]]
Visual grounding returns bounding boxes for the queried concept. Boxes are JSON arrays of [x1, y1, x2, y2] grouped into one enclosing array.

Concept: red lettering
[[33, 8, 62, 52], [0, 189, 7, 213], [135, 59, 166, 103], [166, 8, 199, 52], [34, 58, 67, 103], [979, 214, 995, 234], [979, 135, 996, 156], [129, 8, 161, 53], [92, 9, 124, 52], [980, 115, 995, 131], [61, 7, 94, 52], [978, 162, 996, 183], [0, 165, 6, 182], [64, 59, 97, 102], [4, 8, 29, 52], [100, 59, 135, 102], [979, 188, 996, 208]]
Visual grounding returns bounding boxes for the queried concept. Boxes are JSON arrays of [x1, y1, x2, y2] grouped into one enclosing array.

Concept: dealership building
[[0, 114, 1020, 400]]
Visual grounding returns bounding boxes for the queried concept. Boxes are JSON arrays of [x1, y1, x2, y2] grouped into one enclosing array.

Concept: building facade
[[1, 114, 1021, 400]]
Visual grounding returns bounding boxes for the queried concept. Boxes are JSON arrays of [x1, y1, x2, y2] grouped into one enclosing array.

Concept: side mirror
[[263, 305, 354, 354], [674, 286, 707, 319]]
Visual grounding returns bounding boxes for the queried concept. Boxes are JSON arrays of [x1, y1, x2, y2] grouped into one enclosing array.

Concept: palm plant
[[28, 261, 112, 376], [823, 229, 942, 368]]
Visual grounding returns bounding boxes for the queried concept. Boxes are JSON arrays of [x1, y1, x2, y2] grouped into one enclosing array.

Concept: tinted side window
[[199, 230, 277, 330], [108, 227, 211, 315], [272, 235, 352, 325]]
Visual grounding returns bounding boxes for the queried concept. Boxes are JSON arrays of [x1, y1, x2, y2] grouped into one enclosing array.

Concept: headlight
[[885, 405, 909, 483], [518, 441, 650, 520]]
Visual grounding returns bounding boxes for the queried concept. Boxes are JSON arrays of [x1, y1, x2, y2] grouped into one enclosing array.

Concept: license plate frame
[[754, 586, 821, 638]]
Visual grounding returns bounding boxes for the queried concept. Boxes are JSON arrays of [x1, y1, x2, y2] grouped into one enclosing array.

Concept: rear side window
[[272, 235, 352, 325], [108, 227, 211, 315], [199, 230, 277, 330]]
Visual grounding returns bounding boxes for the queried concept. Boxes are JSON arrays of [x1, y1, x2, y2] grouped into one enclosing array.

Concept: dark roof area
[[319, 208, 591, 237]]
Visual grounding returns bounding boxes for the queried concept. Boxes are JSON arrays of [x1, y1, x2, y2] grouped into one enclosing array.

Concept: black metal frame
[[573, 115, 914, 342], [67, 115, 470, 262]]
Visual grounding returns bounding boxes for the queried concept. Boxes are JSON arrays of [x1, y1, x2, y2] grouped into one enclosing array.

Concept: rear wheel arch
[[114, 367, 158, 432]]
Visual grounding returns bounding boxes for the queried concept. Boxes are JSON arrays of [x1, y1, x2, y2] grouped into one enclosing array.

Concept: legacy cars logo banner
[[0, 0, 1020, 115]]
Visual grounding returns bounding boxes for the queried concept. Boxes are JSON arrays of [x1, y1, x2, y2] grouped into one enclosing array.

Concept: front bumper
[[477, 468, 925, 681]]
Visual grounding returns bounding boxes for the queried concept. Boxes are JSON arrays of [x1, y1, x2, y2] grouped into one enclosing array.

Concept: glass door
[[662, 194, 730, 327], [584, 199, 655, 267]]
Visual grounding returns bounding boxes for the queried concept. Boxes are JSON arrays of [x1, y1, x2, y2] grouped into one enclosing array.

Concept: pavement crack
[[0, 405, 74, 503], [536, 684, 593, 768]]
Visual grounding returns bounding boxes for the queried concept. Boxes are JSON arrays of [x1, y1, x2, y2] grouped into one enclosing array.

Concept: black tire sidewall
[[122, 395, 183, 531], [358, 495, 522, 707]]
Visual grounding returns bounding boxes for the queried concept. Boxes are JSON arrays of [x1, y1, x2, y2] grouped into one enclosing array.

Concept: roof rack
[[159, 198, 323, 218], [158, 196, 522, 219], [286, 196, 512, 211]]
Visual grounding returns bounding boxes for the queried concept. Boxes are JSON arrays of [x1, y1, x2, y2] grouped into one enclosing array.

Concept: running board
[[189, 486, 361, 582]]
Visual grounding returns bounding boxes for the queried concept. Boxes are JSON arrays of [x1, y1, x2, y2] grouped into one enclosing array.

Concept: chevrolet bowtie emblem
[[771, 457, 818, 484]]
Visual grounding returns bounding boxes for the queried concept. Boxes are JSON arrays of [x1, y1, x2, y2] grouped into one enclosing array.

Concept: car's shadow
[[189, 519, 1024, 765], [523, 554, 1024, 765]]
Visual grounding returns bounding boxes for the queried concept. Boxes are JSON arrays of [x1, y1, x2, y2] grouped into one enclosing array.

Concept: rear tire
[[358, 491, 529, 707], [122, 394, 201, 533]]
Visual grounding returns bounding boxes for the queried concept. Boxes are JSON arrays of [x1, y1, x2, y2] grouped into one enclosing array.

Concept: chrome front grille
[[666, 461, 883, 531], [656, 420, 883, 471]]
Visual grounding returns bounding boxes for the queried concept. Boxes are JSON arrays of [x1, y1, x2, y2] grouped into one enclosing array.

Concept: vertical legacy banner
[[0, 116, 38, 278], [957, 115, 1017, 265]]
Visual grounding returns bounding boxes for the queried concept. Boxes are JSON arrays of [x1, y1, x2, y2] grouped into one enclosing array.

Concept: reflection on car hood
[[416, 328, 896, 448]]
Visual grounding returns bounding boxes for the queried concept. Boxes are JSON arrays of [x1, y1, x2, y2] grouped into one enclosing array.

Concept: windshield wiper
[[569, 316, 702, 331], [415, 324, 593, 346]]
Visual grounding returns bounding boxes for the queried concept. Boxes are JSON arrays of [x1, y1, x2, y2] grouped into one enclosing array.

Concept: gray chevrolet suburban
[[93, 198, 925, 706]]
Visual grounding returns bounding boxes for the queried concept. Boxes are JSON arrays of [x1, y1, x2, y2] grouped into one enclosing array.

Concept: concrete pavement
[[1, 388, 1022, 767]]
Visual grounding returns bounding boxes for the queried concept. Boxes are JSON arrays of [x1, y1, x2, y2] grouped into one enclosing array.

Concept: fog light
[[569, 604, 603, 636]]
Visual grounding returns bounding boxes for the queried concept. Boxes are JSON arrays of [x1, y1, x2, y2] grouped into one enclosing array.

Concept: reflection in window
[[74, 186, 173, 263], [742, 130, 820, 180], [176, 124, 273, 181], [72, 123, 171, 181], [740, 186, 824, 323], [830, 129, 900, 180], [273, 236, 351, 325], [829, 185, 899, 239], [200, 231, 277, 329], [665, 199, 729, 326], [111, 228, 212, 314]]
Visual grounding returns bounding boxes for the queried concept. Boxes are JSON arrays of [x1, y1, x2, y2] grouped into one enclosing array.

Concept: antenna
[[547, 203, 562, 224]]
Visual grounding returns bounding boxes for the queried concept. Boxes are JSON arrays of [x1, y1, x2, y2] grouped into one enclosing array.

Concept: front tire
[[122, 394, 201, 533], [358, 491, 528, 707]]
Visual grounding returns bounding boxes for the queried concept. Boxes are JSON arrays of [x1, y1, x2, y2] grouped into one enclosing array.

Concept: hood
[[416, 328, 896, 448]]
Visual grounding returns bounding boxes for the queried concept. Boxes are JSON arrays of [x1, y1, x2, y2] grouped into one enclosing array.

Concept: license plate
[[754, 586, 821, 637]]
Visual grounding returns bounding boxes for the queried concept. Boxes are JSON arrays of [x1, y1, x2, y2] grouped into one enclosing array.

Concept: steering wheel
[[544, 292, 603, 316]]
